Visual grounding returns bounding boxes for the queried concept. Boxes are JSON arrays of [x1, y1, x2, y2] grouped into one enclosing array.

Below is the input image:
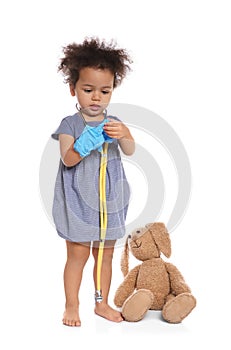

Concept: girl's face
[[71, 67, 114, 120]]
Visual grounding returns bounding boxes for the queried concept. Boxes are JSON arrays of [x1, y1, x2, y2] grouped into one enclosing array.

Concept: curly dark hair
[[58, 37, 132, 88]]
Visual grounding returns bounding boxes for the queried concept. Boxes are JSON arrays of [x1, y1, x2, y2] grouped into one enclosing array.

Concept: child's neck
[[82, 113, 105, 123]]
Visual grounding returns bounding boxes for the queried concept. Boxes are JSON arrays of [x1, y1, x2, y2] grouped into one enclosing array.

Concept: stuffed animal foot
[[162, 292, 196, 323], [121, 289, 154, 322]]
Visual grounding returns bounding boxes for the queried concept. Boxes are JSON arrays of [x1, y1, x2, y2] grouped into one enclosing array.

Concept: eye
[[136, 230, 140, 233], [102, 90, 110, 95], [84, 89, 92, 93]]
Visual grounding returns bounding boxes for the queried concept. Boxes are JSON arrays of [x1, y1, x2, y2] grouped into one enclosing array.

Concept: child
[[51, 37, 135, 326]]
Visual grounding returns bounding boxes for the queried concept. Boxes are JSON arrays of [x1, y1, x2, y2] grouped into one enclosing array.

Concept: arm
[[165, 262, 191, 295], [59, 134, 83, 167], [114, 265, 140, 307], [103, 119, 135, 156]]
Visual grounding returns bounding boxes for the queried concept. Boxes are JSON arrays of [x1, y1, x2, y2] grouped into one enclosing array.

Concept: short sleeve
[[51, 118, 74, 140]]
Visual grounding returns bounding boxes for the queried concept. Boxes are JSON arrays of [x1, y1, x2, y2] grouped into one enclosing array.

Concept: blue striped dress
[[51, 112, 130, 242]]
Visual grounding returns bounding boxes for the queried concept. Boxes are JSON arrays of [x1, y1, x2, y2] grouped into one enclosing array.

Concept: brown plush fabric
[[114, 222, 196, 323], [122, 289, 154, 322]]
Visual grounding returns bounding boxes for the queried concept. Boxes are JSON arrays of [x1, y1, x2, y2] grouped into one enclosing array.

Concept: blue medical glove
[[102, 119, 114, 144], [102, 131, 114, 144], [73, 125, 105, 157], [95, 119, 114, 151]]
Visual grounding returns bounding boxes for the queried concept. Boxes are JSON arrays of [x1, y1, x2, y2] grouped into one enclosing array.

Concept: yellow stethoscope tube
[[95, 142, 108, 303]]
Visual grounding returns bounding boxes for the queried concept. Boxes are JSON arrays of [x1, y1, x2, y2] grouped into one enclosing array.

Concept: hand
[[103, 119, 130, 140], [73, 125, 105, 157], [104, 118, 135, 156]]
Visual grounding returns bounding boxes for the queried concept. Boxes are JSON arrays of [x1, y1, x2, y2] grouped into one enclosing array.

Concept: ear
[[69, 83, 76, 96], [146, 223, 171, 258], [121, 236, 129, 277]]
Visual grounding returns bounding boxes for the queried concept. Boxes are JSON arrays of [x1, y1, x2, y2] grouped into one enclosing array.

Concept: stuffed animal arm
[[165, 262, 192, 295]]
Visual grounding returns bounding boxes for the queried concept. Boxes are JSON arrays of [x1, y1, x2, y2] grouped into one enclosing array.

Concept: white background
[[0, 0, 230, 349]]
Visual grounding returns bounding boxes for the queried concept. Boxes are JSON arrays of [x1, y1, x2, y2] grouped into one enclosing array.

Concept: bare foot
[[62, 306, 81, 327], [94, 303, 123, 322]]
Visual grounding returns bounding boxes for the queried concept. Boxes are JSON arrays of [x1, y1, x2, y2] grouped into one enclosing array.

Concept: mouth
[[89, 104, 101, 111], [132, 242, 142, 249]]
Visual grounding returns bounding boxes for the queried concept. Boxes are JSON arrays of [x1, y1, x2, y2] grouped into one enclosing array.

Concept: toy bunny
[[114, 222, 196, 323]]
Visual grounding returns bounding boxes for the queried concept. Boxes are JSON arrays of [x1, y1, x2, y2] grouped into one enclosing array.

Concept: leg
[[92, 240, 123, 322], [162, 292, 197, 323], [121, 289, 154, 322], [63, 241, 90, 326]]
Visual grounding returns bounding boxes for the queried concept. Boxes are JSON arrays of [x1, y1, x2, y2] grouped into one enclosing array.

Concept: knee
[[103, 247, 114, 262], [66, 242, 90, 265], [92, 246, 114, 263], [92, 247, 98, 261]]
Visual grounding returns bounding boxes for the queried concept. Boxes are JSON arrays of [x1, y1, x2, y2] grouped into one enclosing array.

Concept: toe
[[116, 315, 123, 322], [74, 320, 81, 327]]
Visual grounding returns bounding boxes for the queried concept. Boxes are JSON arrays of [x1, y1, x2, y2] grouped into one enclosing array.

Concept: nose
[[92, 90, 100, 101]]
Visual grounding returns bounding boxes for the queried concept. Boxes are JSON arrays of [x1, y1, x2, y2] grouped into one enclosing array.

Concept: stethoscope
[[76, 103, 108, 303]]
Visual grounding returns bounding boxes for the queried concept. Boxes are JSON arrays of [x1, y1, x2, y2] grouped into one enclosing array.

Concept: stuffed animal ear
[[146, 223, 171, 258], [121, 235, 130, 277]]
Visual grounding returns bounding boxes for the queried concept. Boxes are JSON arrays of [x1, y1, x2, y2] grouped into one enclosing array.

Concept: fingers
[[103, 120, 124, 139], [104, 120, 120, 128], [103, 127, 120, 138]]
